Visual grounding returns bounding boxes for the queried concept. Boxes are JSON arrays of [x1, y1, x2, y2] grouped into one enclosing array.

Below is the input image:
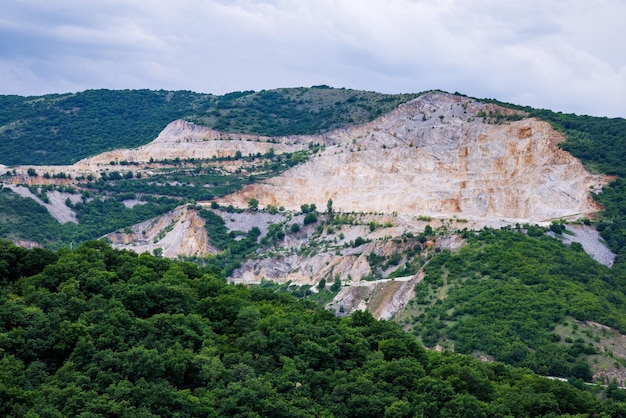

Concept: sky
[[1, 0, 625, 117]]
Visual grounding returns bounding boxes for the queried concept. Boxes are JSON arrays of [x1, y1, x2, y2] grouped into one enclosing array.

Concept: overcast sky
[[1, 0, 625, 117]]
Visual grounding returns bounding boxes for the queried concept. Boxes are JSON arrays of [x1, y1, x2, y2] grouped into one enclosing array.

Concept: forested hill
[[0, 90, 213, 165], [0, 87, 419, 165], [2, 239, 625, 417]]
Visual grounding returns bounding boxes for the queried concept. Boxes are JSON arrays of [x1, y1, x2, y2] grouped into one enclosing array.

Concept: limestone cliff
[[7, 91, 610, 270], [73, 120, 311, 169], [218, 92, 606, 223], [106, 206, 214, 258]]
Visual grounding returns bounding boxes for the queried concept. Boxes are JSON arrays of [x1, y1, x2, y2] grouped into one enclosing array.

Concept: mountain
[[1, 87, 626, 386], [0, 87, 418, 165], [218, 92, 605, 221]]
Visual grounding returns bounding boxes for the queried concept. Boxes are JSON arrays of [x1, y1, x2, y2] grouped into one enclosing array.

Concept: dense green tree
[[0, 239, 622, 417], [415, 228, 626, 380], [247, 197, 259, 211]]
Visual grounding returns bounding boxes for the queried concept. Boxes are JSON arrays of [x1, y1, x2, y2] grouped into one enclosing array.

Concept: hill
[[1, 87, 626, 386], [0, 87, 419, 165], [1, 239, 622, 417]]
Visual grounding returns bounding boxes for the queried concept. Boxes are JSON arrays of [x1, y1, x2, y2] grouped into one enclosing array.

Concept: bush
[[301, 203, 317, 214], [353, 237, 366, 247], [303, 213, 318, 225]]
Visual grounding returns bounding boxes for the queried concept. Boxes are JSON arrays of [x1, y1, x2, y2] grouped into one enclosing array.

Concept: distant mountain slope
[[0, 89, 215, 165], [0, 87, 420, 165], [218, 92, 606, 222], [0, 91, 613, 250], [187, 86, 421, 136]]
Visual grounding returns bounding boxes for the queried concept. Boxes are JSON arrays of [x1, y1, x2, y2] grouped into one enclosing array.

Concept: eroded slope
[[219, 92, 606, 223]]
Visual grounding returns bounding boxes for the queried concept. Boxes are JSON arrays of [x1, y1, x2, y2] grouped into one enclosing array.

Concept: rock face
[[11, 91, 610, 282], [74, 120, 310, 169], [8, 92, 606, 226], [100, 91, 610, 296], [219, 92, 606, 223], [107, 206, 214, 258]]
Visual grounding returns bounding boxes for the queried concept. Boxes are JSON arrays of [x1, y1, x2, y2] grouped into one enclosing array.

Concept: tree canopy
[[1, 240, 620, 417]]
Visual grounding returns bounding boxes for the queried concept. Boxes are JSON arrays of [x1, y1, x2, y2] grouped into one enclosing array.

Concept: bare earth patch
[[7, 185, 80, 224]]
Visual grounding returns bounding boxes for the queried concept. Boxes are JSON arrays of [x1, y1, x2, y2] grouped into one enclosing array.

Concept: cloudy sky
[[1, 0, 625, 117]]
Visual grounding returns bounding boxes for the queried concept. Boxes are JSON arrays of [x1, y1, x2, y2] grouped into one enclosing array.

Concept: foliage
[[197, 209, 260, 276], [0, 187, 179, 248], [0, 87, 421, 165], [0, 142, 319, 248], [247, 198, 259, 211], [303, 212, 318, 225], [188, 87, 422, 138], [300, 203, 317, 214], [411, 228, 626, 380], [594, 177, 626, 253], [0, 240, 619, 417], [0, 89, 215, 165]]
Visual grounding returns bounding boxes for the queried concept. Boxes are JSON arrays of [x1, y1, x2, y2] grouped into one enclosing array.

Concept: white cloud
[[0, 0, 624, 117]]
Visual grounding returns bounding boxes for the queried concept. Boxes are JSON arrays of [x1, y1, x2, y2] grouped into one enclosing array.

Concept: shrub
[[303, 213, 318, 225]]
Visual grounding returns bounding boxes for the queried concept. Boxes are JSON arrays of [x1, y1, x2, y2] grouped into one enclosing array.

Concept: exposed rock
[[553, 224, 616, 267], [219, 92, 607, 224], [7, 185, 80, 224], [6, 92, 607, 229], [231, 225, 421, 286], [73, 120, 311, 169], [12, 240, 43, 249], [218, 209, 294, 237], [6, 91, 614, 288], [107, 206, 215, 258]]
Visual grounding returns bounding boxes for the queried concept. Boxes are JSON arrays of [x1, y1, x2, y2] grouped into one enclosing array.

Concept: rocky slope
[[4, 92, 611, 281], [73, 120, 311, 169], [107, 205, 214, 258], [3, 91, 613, 286], [7, 92, 606, 226], [218, 92, 606, 223]]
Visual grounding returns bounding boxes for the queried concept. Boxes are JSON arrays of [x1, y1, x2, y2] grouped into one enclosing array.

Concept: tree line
[[1, 239, 622, 417]]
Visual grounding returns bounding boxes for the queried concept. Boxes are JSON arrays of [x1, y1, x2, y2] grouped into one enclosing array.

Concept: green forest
[[0, 90, 215, 165], [2, 87, 626, 414], [402, 228, 626, 380], [2, 240, 625, 417], [0, 187, 181, 247], [0, 87, 418, 165]]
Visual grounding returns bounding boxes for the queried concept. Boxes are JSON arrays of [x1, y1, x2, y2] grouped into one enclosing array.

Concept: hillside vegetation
[[401, 228, 626, 381], [2, 87, 626, 390], [188, 86, 420, 136], [0, 87, 419, 165], [0, 90, 214, 165], [1, 239, 624, 417]]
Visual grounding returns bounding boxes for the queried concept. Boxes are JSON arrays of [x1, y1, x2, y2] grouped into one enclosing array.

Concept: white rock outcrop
[[107, 206, 214, 258], [219, 92, 606, 223]]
